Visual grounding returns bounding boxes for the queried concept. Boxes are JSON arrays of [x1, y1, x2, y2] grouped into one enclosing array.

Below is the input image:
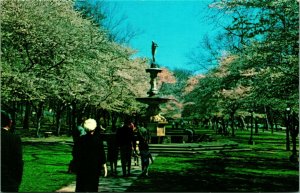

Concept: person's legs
[[75, 175, 84, 192], [120, 147, 127, 176], [88, 175, 100, 192], [141, 161, 146, 176], [127, 148, 132, 176], [1, 185, 18, 192], [144, 162, 150, 176], [76, 174, 98, 192]]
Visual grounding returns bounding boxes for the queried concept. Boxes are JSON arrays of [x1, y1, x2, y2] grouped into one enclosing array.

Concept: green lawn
[[19, 142, 75, 192], [128, 129, 299, 192], [18, 128, 298, 192]]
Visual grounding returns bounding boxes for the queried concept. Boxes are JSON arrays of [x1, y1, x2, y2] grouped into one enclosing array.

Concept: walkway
[[56, 156, 156, 192]]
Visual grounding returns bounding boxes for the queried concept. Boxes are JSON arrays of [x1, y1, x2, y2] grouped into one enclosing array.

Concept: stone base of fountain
[[147, 122, 168, 137]]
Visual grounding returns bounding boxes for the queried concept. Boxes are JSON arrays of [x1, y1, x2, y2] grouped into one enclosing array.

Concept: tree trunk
[[238, 116, 246, 130], [246, 117, 250, 130], [102, 109, 109, 128], [10, 101, 17, 133], [270, 116, 274, 134], [274, 120, 278, 131], [264, 106, 270, 131], [254, 117, 259, 134], [35, 102, 44, 137], [95, 108, 102, 127], [111, 112, 118, 132], [55, 104, 65, 136], [23, 101, 31, 130], [289, 112, 299, 162], [212, 117, 216, 132], [285, 111, 291, 151], [71, 102, 78, 142], [67, 107, 72, 136], [208, 119, 213, 130], [248, 110, 254, 144], [221, 118, 227, 136], [230, 112, 235, 137]]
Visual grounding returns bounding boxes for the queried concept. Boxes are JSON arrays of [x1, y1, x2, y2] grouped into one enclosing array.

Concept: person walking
[[116, 118, 135, 177], [138, 137, 154, 177], [107, 132, 119, 176], [72, 118, 107, 192], [1, 110, 24, 192]]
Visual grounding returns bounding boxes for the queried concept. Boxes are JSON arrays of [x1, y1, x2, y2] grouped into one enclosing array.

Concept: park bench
[[44, 131, 53, 138]]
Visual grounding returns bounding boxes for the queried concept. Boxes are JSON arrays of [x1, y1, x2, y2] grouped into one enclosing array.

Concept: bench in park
[[44, 131, 53, 138]]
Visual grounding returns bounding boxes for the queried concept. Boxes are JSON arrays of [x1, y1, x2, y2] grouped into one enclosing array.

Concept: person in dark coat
[[72, 118, 107, 192], [107, 132, 119, 176], [116, 118, 135, 177], [1, 110, 24, 192]]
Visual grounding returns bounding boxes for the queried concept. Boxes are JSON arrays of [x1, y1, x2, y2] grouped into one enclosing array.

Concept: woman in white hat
[[72, 118, 107, 192]]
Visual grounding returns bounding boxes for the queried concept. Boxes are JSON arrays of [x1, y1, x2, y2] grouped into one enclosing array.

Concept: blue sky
[[105, 0, 225, 72]]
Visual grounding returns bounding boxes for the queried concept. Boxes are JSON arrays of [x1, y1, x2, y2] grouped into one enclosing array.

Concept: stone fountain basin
[[136, 97, 172, 105]]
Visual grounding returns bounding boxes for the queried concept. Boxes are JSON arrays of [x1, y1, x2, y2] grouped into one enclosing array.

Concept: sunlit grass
[[19, 143, 75, 192], [150, 156, 194, 172], [226, 167, 298, 176], [128, 127, 299, 192]]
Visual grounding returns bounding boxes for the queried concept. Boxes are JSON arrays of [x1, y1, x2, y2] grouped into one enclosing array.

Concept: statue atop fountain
[[151, 41, 158, 67], [136, 41, 171, 143]]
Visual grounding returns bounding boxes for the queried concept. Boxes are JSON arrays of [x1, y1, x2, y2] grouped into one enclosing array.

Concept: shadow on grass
[[127, 156, 299, 192]]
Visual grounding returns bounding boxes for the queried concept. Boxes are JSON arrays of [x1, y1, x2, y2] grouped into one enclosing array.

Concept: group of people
[[1, 110, 153, 192], [71, 117, 153, 192]]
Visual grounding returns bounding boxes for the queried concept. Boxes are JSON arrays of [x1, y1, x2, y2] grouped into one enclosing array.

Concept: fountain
[[136, 41, 171, 143]]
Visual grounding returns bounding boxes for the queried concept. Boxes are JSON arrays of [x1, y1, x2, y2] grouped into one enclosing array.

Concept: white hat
[[83, 118, 97, 132]]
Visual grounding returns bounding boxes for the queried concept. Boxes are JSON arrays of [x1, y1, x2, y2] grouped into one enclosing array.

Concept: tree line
[[1, 0, 151, 137], [182, 0, 298, 155]]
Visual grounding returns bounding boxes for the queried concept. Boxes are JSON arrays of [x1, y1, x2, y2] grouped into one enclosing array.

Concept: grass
[[127, 129, 299, 192], [17, 128, 298, 192], [19, 142, 75, 192]]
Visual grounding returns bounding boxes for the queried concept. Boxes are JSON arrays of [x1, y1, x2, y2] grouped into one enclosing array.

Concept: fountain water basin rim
[[136, 97, 172, 105]]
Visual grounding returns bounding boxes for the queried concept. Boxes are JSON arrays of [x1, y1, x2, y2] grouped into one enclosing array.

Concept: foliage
[[1, 0, 149, 133], [158, 68, 193, 119], [183, 0, 298, 125]]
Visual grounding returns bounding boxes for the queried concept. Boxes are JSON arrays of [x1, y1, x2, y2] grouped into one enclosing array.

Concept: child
[[138, 138, 153, 176]]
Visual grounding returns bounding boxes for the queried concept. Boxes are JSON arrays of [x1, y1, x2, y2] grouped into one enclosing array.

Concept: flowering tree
[[1, 0, 148, 136]]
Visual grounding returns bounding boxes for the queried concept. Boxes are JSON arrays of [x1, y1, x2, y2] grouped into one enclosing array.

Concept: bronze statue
[[151, 41, 158, 63]]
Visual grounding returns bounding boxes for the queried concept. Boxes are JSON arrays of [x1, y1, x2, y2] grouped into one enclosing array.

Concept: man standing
[[1, 110, 24, 192], [72, 118, 107, 192], [116, 118, 135, 177]]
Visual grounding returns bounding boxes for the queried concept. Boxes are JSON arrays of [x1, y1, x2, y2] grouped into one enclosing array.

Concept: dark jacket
[[72, 133, 106, 175], [1, 129, 24, 192], [72, 132, 106, 192], [116, 125, 134, 148]]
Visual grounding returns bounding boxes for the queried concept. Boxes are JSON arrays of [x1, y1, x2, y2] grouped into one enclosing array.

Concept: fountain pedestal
[[136, 64, 171, 142], [136, 42, 171, 143]]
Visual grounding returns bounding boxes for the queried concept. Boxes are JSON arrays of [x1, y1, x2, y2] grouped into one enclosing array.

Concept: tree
[[184, 0, 298, 144], [1, 0, 149, 136]]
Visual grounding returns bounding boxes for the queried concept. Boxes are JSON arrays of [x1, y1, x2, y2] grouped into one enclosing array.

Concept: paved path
[[56, 156, 156, 192]]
